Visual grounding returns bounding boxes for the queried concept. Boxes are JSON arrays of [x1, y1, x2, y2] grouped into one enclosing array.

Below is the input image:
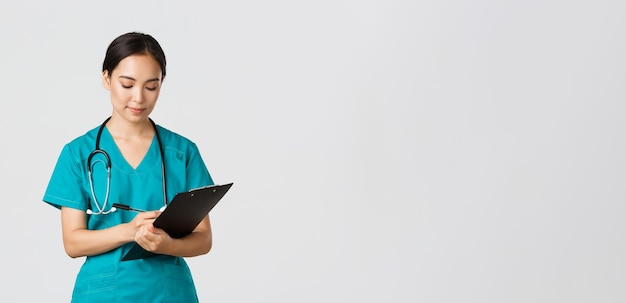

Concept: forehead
[[112, 54, 162, 79]]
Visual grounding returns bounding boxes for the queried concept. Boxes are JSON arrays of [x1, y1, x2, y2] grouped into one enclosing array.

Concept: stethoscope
[[86, 116, 168, 215]]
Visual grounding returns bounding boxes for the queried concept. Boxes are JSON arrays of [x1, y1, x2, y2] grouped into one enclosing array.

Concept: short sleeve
[[42, 144, 88, 210]]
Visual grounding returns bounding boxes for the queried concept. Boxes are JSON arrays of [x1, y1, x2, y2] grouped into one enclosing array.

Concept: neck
[[105, 116, 154, 139]]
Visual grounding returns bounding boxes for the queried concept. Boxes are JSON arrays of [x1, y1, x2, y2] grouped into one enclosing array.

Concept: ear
[[102, 70, 111, 90]]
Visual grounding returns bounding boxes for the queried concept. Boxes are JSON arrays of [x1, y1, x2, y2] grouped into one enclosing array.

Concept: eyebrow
[[118, 75, 161, 82]]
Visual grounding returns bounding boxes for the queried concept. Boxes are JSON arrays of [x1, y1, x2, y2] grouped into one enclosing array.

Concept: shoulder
[[155, 125, 197, 146], [60, 125, 101, 161], [155, 125, 201, 154], [67, 125, 100, 145]]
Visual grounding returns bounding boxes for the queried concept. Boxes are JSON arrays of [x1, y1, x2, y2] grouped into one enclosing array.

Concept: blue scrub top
[[43, 123, 213, 303]]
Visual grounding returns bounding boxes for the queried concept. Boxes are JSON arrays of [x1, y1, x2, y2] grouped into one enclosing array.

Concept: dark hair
[[102, 32, 167, 78]]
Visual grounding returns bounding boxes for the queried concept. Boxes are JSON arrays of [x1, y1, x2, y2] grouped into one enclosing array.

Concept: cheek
[[150, 91, 161, 102], [144, 90, 160, 103], [110, 87, 128, 102]]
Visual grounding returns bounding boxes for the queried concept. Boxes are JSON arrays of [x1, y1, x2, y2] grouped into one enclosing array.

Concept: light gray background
[[1, 0, 625, 302]]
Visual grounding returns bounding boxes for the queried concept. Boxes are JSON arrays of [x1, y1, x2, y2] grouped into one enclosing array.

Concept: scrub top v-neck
[[101, 127, 160, 173], [88, 126, 166, 231]]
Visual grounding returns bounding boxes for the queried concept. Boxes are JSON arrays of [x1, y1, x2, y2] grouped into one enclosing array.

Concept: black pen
[[112, 203, 147, 213]]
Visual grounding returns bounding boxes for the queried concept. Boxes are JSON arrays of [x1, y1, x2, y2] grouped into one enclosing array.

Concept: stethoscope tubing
[[87, 117, 167, 215]]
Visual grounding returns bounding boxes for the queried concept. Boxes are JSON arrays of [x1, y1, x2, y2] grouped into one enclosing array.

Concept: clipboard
[[121, 182, 234, 261]]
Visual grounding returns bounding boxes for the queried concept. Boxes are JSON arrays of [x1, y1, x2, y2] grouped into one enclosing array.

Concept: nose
[[132, 87, 145, 103]]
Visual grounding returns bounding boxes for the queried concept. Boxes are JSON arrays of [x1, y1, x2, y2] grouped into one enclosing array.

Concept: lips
[[128, 107, 145, 114]]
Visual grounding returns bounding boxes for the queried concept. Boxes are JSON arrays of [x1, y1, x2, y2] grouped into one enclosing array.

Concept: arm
[[61, 207, 161, 258], [134, 215, 213, 257]]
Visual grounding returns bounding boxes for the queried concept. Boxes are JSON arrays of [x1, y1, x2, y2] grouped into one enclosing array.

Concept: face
[[102, 54, 163, 123]]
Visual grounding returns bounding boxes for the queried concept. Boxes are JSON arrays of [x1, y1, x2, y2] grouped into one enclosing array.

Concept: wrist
[[120, 222, 137, 243]]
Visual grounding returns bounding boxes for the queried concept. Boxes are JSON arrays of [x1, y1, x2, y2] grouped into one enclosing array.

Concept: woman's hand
[[134, 224, 172, 253], [126, 210, 161, 240], [133, 215, 212, 257]]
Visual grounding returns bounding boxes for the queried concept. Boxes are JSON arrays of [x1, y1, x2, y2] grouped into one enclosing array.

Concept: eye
[[122, 85, 133, 89], [146, 86, 158, 91]]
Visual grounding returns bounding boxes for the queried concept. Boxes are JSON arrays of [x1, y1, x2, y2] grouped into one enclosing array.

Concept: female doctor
[[43, 32, 214, 302]]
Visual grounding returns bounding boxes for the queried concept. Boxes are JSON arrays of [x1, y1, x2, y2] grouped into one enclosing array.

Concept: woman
[[42, 32, 214, 302]]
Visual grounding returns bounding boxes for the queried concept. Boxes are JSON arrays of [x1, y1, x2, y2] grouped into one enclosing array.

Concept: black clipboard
[[121, 182, 234, 261]]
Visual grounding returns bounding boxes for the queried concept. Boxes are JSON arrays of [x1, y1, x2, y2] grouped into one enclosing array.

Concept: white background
[[1, 0, 625, 302]]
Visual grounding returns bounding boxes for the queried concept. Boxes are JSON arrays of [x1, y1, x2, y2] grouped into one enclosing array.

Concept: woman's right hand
[[126, 210, 161, 238]]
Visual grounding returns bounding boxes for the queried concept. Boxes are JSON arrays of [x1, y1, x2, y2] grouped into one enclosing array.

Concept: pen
[[112, 203, 147, 213]]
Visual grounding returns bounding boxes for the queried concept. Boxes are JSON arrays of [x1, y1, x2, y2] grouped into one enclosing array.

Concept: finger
[[137, 224, 155, 239], [135, 225, 147, 241], [138, 211, 161, 220]]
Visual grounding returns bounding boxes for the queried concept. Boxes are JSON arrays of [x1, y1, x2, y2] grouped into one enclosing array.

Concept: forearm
[[63, 223, 134, 258], [146, 216, 213, 257], [61, 207, 162, 258], [163, 230, 213, 257]]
